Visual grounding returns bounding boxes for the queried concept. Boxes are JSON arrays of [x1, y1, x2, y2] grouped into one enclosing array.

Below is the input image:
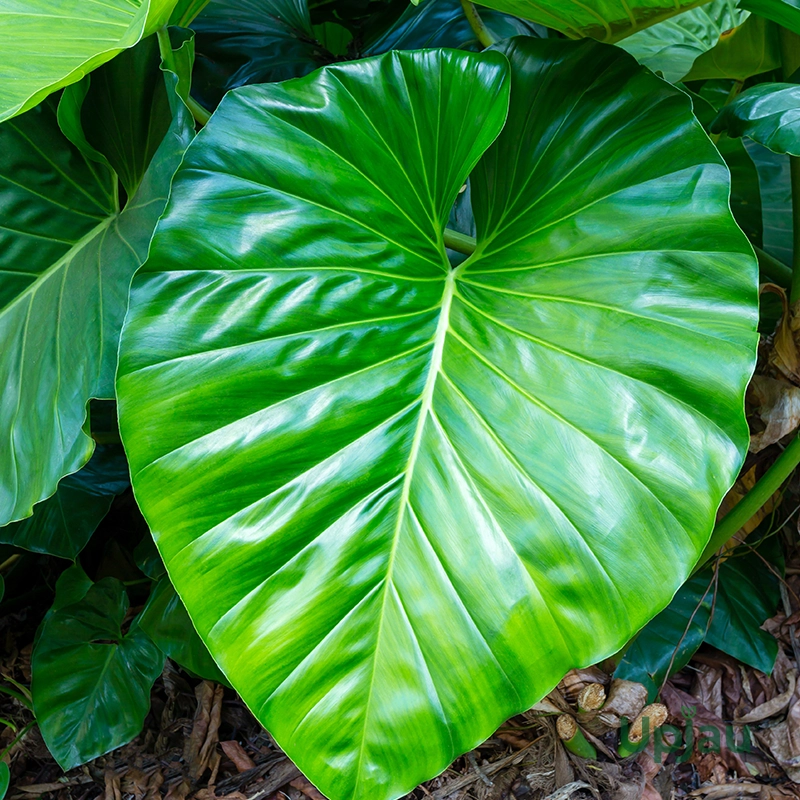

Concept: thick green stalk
[[459, 0, 495, 48], [696, 434, 800, 570], [780, 27, 800, 303], [443, 227, 477, 255], [755, 244, 793, 288]]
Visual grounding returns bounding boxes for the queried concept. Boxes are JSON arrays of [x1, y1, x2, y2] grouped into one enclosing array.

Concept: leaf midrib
[[351, 266, 457, 795]]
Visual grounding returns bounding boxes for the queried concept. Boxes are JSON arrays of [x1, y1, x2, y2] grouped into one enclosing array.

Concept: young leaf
[[470, 0, 721, 41], [0, 445, 129, 560], [32, 578, 165, 770], [116, 41, 757, 800], [0, 43, 194, 528], [711, 83, 800, 154], [0, 0, 179, 123], [139, 576, 228, 683], [617, 0, 748, 83]]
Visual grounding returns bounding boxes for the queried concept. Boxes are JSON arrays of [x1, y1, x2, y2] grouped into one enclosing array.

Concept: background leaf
[[139, 576, 228, 683], [618, 0, 747, 83], [712, 83, 800, 154], [0, 445, 129, 560], [0, 41, 194, 528], [32, 578, 165, 770], [0, 0, 178, 123]]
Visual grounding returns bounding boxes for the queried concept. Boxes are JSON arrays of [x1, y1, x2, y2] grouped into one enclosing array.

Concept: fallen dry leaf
[[737, 670, 797, 723], [105, 769, 122, 800], [220, 741, 256, 773], [757, 673, 800, 782], [749, 375, 800, 452], [289, 776, 327, 800], [185, 681, 224, 780]]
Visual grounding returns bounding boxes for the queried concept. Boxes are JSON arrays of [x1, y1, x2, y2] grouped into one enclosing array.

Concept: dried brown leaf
[[220, 741, 256, 773]]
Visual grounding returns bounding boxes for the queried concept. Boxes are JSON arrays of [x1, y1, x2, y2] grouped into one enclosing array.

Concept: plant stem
[[460, 0, 495, 48], [696, 433, 800, 570], [780, 27, 800, 302], [0, 554, 20, 573], [755, 244, 793, 288], [186, 94, 212, 126], [443, 227, 477, 255], [556, 715, 596, 759]]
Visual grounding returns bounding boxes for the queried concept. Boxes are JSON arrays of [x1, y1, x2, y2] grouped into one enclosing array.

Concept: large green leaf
[[32, 578, 165, 769], [618, 0, 747, 82], [0, 445, 129, 560], [116, 40, 757, 800], [711, 83, 800, 154], [471, 0, 716, 41], [0, 0, 178, 123], [0, 48, 194, 528]]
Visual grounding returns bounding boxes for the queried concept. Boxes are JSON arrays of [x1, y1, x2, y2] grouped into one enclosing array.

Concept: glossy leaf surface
[[117, 41, 758, 800], [0, 0, 177, 123], [747, 139, 793, 263], [618, 0, 746, 82], [32, 578, 164, 769], [472, 0, 717, 41], [140, 576, 227, 682], [712, 83, 800, 154], [0, 446, 129, 560], [0, 56, 193, 528]]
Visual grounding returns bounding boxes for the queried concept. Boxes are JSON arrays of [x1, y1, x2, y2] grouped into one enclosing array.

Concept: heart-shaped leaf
[[740, 0, 800, 34], [0, 44, 193, 527], [712, 83, 800, 154], [0, 0, 178, 123], [32, 578, 165, 769], [116, 40, 757, 800]]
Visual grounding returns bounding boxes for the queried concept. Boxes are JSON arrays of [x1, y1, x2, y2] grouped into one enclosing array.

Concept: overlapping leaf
[[0, 44, 193, 528], [0, 0, 178, 123], [471, 0, 717, 41], [712, 83, 800, 154], [618, 0, 746, 82], [116, 40, 757, 800]]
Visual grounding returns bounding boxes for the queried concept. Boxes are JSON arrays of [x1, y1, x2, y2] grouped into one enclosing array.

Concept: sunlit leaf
[[116, 40, 757, 800]]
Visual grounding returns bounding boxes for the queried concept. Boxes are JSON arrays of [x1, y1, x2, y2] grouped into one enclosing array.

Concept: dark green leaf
[[616, 572, 715, 700], [116, 41, 757, 800], [139, 576, 227, 683], [711, 83, 800, 154], [191, 0, 325, 109], [0, 762, 8, 800], [32, 578, 165, 769], [706, 549, 781, 673], [0, 445, 129, 560], [134, 532, 166, 580], [747, 138, 793, 263], [0, 42, 194, 528]]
